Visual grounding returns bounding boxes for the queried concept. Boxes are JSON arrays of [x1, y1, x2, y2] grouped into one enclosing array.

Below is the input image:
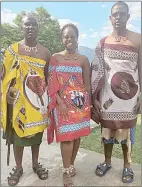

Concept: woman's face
[[62, 27, 78, 52]]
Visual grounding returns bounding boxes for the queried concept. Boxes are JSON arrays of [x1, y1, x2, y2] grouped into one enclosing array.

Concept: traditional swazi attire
[[91, 38, 140, 162], [1, 43, 49, 146], [48, 56, 91, 143]]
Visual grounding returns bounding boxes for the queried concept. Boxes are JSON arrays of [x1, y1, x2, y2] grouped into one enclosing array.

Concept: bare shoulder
[[128, 30, 141, 38], [38, 43, 51, 62], [53, 51, 64, 56], [128, 30, 141, 46], [52, 51, 64, 60], [52, 52, 61, 57], [79, 54, 89, 63], [78, 54, 90, 68], [39, 44, 50, 56]]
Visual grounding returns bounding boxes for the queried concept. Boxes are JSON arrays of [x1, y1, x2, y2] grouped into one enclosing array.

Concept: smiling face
[[62, 26, 78, 52], [21, 15, 38, 41], [110, 4, 130, 30]]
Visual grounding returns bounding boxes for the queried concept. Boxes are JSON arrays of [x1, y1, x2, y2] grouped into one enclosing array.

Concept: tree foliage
[[1, 7, 64, 54], [1, 24, 22, 49]]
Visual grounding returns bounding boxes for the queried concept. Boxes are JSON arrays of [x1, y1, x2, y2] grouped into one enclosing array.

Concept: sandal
[[69, 165, 76, 177], [33, 163, 48, 180], [7, 167, 23, 186], [62, 168, 74, 187], [122, 168, 134, 183], [95, 163, 111, 177]]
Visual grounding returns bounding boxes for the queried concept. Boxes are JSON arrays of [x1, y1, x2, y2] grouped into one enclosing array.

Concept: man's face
[[21, 16, 38, 40], [110, 5, 130, 29]]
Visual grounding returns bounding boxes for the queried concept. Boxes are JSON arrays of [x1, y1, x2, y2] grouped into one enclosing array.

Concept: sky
[[1, 2, 141, 49]]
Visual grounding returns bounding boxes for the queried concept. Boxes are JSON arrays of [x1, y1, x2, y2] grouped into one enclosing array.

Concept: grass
[[80, 115, 141, 164]]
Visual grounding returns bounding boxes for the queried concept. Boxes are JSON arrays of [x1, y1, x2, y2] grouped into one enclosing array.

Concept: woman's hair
[[61, 23, 79, 38]]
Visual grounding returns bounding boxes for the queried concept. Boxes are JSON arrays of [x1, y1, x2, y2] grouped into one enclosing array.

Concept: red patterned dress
[[48, 56, 91, 143]]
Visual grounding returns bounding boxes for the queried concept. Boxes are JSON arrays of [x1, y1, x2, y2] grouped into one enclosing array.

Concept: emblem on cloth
[[24, 68, 48, 115], [119, 79, 130, 94], [69, 90, 85, 109], [61, 75, 87, 110], [111, 72, 138, 100]]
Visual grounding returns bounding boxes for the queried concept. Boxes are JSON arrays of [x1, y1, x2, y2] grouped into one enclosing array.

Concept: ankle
[[105, 159, 111, 165], [70, 163, 74, 166], [32, 162, 39, 168], [124, 163, 130, 168], [16, 165, 22, 169], [62, 167, 70, 174]]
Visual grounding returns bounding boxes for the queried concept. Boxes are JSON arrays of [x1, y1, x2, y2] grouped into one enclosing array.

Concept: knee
[[74, 138, 81, 142], [61, 141, 73, 145]]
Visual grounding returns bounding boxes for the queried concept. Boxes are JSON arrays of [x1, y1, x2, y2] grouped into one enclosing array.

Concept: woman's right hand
[[56, 93, 69, 120], [58, 102, 69, 121]]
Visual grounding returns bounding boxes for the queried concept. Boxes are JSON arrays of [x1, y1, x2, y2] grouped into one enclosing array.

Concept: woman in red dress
[[48, 24, 91, 187]]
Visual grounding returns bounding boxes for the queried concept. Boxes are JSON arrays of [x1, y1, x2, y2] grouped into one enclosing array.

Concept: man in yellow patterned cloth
[[1, 13, 50, 186]]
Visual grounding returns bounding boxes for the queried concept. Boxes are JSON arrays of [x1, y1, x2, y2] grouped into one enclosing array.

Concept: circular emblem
[[24, 71, 48, 114], [111, 72, 138, 100]]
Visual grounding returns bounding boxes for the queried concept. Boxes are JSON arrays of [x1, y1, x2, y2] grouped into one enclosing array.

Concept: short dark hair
[[61, 23, 79, 38], [22, 13, 38, 25], [111, 1, 129, 14]]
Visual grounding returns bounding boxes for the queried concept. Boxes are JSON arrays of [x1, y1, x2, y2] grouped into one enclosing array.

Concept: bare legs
[[104, 143, 130, 167], [96, 143, 132, 182], [60, 138, 81, 169], [8, 145, 24, 186], [71, 138, 81, 166], [31, 144, 40, 168], [61, 141, 74, 168], [96, 144, 113, 175], [104, 144, 113, 165], [60, 138, 81, 187], [121, 144, 131, 168], [12, 144, 40, 169], [13, 145, 24, 169], [8, 145, 41, 186]]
